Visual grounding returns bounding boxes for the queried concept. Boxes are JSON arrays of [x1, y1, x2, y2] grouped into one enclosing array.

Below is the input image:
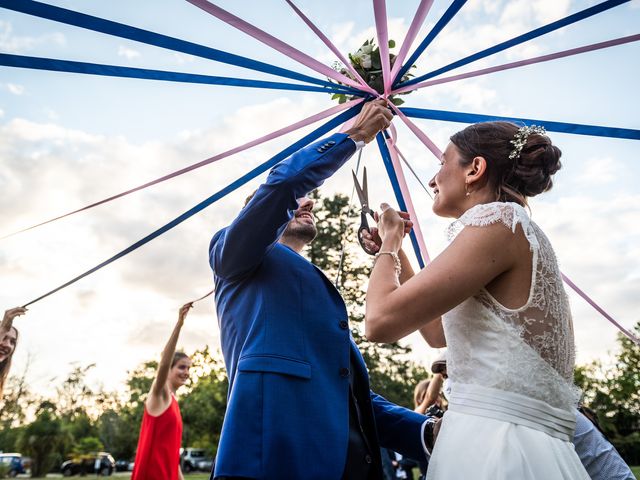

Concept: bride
[[364, 121, 589, 479]]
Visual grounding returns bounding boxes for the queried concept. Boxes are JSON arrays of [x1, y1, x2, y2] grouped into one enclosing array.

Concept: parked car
[[61, 452, 115, 476], [180, 448, 211, 473], [0, 453, 29, 477], [196, 457, 214, 472]]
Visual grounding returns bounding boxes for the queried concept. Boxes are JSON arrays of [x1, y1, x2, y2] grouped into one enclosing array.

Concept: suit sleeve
[[371, 391, 430, 462], [209, 133, 356, 280]]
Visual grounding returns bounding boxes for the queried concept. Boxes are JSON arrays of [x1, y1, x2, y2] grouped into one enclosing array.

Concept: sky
[[0, 0, 638, 396]]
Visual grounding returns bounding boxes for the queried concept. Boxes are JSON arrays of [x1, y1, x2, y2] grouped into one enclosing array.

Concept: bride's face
[[429, 143, 468, 218]]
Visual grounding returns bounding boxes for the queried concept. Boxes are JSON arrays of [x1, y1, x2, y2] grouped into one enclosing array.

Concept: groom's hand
[[345, 99, 393, 144]]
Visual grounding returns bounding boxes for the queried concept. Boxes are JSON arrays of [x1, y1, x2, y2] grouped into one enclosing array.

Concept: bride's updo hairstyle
[[450, 121, 562, 206]]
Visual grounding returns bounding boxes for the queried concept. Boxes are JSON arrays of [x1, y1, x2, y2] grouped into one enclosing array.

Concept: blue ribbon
[[400, 108, 640, 140], [394, 0, 468, 85], [398, 0, 630, 88], [376, 133, 425, 269], [0, 0, 361, 95], [22, 105, 363, 307], [0, 53, 359, 96]]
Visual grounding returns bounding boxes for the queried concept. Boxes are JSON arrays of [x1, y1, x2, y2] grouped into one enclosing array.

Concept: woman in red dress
[[132, 303, 193, 480]]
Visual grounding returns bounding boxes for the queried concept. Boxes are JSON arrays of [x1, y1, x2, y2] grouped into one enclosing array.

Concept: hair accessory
[[509, 125, 546, 160]]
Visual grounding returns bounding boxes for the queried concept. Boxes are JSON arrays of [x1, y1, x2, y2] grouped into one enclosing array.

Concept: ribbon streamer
[[398, 0, 630, 88], [401, 108, 640, 140], [390, 105, 444, 159], [21, 106, 362, 307], [389, 0, 435, 88], [189, 289, 214, 304], [394, 0, 468, 84], [284, 0, 377, 96], [384, 131, 432, 264], [393, 34, 640, 94], [3, 99, 363, 239], [376, 134, 425, 268], [562, 274, 640, 346], [186, 0, 364, 91], [0, 53, 358, 96], [373, 0, 392, 96], [0, 0, 359, 92]]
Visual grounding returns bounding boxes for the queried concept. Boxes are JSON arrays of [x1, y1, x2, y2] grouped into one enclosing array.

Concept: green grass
[[23, 474, 211, 479], [631, 465, 640, 479]]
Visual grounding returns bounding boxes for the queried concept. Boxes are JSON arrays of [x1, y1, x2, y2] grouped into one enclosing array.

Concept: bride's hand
[[377, 203, 412, 252]]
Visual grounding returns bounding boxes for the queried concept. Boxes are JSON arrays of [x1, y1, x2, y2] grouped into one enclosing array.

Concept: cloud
[[171, 52, 196, 65], [118, 45, 141, 60], [6, 83, 24, 95], [575, 157, 618, 186], [0, 20, 65, 53]]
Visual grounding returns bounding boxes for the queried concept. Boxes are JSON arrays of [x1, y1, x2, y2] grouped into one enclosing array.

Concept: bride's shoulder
[[447, 202, 530, 241]]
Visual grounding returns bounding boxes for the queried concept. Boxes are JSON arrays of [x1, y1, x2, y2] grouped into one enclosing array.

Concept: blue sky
[[0, 0, 638, 394]]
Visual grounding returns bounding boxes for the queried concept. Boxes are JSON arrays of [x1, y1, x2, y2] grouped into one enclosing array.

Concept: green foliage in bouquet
[[331, 38, 415, 106]]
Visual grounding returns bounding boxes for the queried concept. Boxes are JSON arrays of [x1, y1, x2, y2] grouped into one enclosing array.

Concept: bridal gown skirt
[[426, 383, 591, 480]]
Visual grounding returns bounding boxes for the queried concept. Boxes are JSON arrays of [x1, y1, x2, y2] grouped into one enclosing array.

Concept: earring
[[465, 182, 471, 196]]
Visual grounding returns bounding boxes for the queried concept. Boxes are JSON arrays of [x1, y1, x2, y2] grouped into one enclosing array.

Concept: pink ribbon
[[392, 33, 640, 94], [2, 98, 363, 239], [389, 0, 435, 87], [373, 0, 392, 96], [386, 125, 431, 263], [388, 103, 442, 160], [284, 0, 377, 96], [385, 110, 636, 345], [186, 0, 364, 91], [189, 289, 214, 304], [562, 273, 640, 346]]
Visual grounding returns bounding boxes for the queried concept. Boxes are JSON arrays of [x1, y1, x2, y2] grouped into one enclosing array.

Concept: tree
[[72, 436, 104, 455], [179, 346, 228, 453], [0, 362, 36, 452], [306, 191, 429, 408], [18, 401, 72, 477], [97, 360, 158, 460], [574, 321, 640, 463]]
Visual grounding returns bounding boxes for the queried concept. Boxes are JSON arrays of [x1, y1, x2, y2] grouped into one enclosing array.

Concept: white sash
[[448, 382, 576, 442]]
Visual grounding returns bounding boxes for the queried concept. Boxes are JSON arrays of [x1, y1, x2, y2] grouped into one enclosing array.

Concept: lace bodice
[[443, 202, 580, 411]]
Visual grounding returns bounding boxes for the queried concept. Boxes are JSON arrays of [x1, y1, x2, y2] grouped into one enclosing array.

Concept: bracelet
[[373, 251, 401, 278]]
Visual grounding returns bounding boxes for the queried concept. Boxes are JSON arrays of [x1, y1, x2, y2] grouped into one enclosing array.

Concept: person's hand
[[361, 208, 412, 254], [377, 203, 412, 252], [360, 227, 382, 254], [178, 302, 193, 324], [1, 307, 27, 332], [344, 99, 393, 144]]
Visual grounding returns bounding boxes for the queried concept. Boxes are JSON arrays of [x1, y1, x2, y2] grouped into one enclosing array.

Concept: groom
[[209, 100, 432, 479]]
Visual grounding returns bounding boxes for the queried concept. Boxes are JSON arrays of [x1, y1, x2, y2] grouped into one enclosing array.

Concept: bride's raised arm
[[364, 203, 518, 344]]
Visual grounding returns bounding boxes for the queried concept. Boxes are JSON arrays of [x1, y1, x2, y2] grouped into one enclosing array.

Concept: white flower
[[361, 54, 372, 69], [360, 44, 374, 55]]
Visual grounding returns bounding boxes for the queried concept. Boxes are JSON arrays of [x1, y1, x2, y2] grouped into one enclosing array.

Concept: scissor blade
[[351, 169, 367, 206], [362, 166, 368, 204]]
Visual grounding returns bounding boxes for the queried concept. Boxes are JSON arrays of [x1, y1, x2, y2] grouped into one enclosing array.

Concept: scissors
[[352, 167, 378, 255]]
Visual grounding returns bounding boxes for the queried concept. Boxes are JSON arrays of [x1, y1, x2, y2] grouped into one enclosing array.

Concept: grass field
[[21, 468, 640, 479], [18, 474, 211, 479]]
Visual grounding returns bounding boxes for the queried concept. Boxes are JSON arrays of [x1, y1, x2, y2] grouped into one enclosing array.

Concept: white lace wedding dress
[[426, 202, 590, 479]]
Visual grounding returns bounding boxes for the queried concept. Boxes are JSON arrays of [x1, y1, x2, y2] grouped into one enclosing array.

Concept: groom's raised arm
[[209, 134, 356, 280], [209, 100, 393, 280]]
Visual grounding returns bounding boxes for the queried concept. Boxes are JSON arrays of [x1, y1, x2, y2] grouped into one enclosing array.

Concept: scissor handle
[[357, 212, 377, 256]]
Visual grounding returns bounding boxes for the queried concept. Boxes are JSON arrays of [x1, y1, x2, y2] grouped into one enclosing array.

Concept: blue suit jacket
[[209, 133, 427, 479]]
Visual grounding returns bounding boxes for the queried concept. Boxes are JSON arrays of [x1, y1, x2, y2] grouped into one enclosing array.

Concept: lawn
[[21, 474, 211, 479], [22, 468, 640, 479]]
